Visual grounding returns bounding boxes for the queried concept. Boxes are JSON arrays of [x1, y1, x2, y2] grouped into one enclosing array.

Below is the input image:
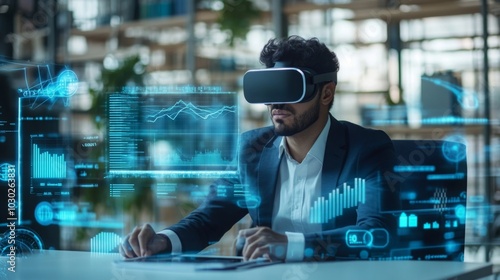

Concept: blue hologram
[[31, 143, 67, 179], [441, 134, 467, 163], [90, 232, 121, 254], [310, 178, 365, 224], [421, 76, 479, 109], [145, 100, 236, 122]]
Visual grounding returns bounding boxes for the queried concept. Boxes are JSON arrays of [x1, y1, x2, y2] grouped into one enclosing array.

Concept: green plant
[[217, 0, 261, 46], [89, 55, 145, 130], [83, 55, 152, 224]]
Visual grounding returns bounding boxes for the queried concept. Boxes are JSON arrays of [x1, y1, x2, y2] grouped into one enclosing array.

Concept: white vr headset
[[243, 62, 337, 104]]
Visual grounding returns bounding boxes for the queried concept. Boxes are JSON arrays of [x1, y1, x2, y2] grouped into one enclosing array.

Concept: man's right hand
[[119, 224, 171, 258]]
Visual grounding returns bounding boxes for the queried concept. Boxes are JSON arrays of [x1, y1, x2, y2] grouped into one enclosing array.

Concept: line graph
[[146, 100, 236, 122], [107, 89, 239, 178]]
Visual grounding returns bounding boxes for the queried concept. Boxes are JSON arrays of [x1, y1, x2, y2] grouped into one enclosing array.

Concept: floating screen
[[390, 140, 467, 261], [107, 86, 239, 178]]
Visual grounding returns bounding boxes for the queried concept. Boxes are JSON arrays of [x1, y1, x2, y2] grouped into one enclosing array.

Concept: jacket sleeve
[[163, 128, 274, 253], [165, 177, 248, 253]]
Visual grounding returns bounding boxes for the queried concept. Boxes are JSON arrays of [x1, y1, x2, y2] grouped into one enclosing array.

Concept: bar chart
[[310, 178, 366, 224], [31, 143, 67, 179], [90, 232, 121, 254]]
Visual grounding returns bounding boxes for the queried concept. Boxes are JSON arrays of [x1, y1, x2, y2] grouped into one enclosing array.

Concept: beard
[[271, 97, 321, 136]]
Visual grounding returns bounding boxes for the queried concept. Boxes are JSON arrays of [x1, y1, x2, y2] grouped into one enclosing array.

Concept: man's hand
[[238, 227, 287, 261], [119, 224, 171, 258]]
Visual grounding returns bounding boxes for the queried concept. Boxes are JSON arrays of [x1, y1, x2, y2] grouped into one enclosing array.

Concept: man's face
[[267, 92, 321, 136]]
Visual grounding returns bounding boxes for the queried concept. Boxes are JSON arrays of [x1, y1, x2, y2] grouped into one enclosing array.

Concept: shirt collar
[[278, 117, 331, 164]]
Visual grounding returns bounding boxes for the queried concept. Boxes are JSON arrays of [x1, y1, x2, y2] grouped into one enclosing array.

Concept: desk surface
[[3, 250, 493, 280]]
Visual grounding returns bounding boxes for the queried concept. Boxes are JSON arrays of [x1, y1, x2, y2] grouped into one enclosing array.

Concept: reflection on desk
[[9, 250, 493, 280]]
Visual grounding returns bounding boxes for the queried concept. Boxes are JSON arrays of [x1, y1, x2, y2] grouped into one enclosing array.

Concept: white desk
[[4, 250, 493, 280]]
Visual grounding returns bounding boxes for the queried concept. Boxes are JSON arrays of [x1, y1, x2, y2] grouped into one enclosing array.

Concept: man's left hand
[[238, 227, 287, 261]]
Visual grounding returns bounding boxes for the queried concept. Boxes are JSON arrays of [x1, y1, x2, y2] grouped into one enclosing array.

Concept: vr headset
[[243, 62, 337, 104]]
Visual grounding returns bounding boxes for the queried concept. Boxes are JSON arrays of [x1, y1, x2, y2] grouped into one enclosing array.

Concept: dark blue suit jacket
[[167, 115, 399, 260]]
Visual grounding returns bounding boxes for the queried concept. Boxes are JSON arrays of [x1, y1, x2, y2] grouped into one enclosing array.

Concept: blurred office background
[[0, 0, 499, 262]]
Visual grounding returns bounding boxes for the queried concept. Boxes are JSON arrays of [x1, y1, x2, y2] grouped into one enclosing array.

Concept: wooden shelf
[[70, 10, 219, 42], [283, 0, 492, 21]]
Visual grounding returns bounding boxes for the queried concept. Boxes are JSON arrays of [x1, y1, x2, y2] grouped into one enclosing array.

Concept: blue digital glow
[[432, 188, 448, 212], [421, 116, 488, 125], [444, 220, 459, 229], [90, 232, 121, 254], [304, 247, 314, 258], [345, 228, 389, 248], [110, 183, 136, 198], [35, 201, 54, 226], [236, 195, 261, 209], [423, 221, 441, 229], [469, 195, 484, 203], [0, 162, 11, 181], [427, 173, 465, 180], [107, 87, 238, 178], [310, 178, 365, 224], [215, 184, 262, 209], [56, 70, 79, 97], [359, 250, 369, 259], [0, 61, 78, 109], [400, 191, 417, 200], [393, 165, 435, 173], [399, 212, 418, 228], [31, 143, 67, 178], [145, 100, 236, 122], [372, 116, 489, 126], [155, 183, 177, 199], [442, 134, 467, 162], [445, 241, 461, 254], [33, 201, 123, 228], [455, 204, 466, 219], [371, 119, 407, 126], [421, 76, 479, 109], [26, 133, 72, 193], [0, 228, 44, 255]]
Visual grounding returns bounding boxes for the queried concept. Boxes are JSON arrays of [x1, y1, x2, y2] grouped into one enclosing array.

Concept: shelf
[[70, 10, 219, 42], [283, 0, 493, 21]]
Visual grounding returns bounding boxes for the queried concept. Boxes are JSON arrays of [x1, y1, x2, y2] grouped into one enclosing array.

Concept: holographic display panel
[[19, 96, 72, 196], [107, 86, 238, 178], [389, 140, 467, 261]]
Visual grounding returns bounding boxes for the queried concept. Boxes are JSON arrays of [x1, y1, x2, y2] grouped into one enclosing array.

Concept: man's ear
[[320, 82, 335, 105]]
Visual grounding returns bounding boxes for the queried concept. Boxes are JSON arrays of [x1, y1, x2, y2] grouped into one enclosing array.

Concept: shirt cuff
[[285, 232, 305, 262], [158, 229, 182, 254]]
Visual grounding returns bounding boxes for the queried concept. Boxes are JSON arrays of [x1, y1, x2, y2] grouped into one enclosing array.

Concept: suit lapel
[[321, 116, 348, 194], [321, 116, 348, 230], [256, 137, 281, 227], [254, 116, 348, 229]]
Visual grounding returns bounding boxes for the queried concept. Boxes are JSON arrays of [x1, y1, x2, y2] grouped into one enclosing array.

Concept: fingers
[[245, 236, 269, 261], [128, 226, 143, 257], [138, 224, 155, 256], [120, 224, 155, 258], [119, 235, 136, 258], [238, 227, 260, 238], [239, 227, 287, 261]]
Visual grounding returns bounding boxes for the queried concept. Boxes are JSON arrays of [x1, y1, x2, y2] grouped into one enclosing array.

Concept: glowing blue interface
[[310, 178, 366, 224], [386, 140, 468, 261], [107, 86, 238, 178], [0, 61, 497, 264]]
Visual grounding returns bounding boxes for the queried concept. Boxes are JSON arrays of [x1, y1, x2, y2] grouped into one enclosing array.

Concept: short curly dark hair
[[259, 36, 339, 108], [259, 35, 339, 76]]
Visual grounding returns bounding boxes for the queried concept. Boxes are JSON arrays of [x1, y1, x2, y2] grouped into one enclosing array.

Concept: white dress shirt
[[272, 118, 330, 261], [160, 118, 331, 260]]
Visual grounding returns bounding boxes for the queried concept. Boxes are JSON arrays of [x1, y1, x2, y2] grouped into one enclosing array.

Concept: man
[[120, 36, 399, 262]]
